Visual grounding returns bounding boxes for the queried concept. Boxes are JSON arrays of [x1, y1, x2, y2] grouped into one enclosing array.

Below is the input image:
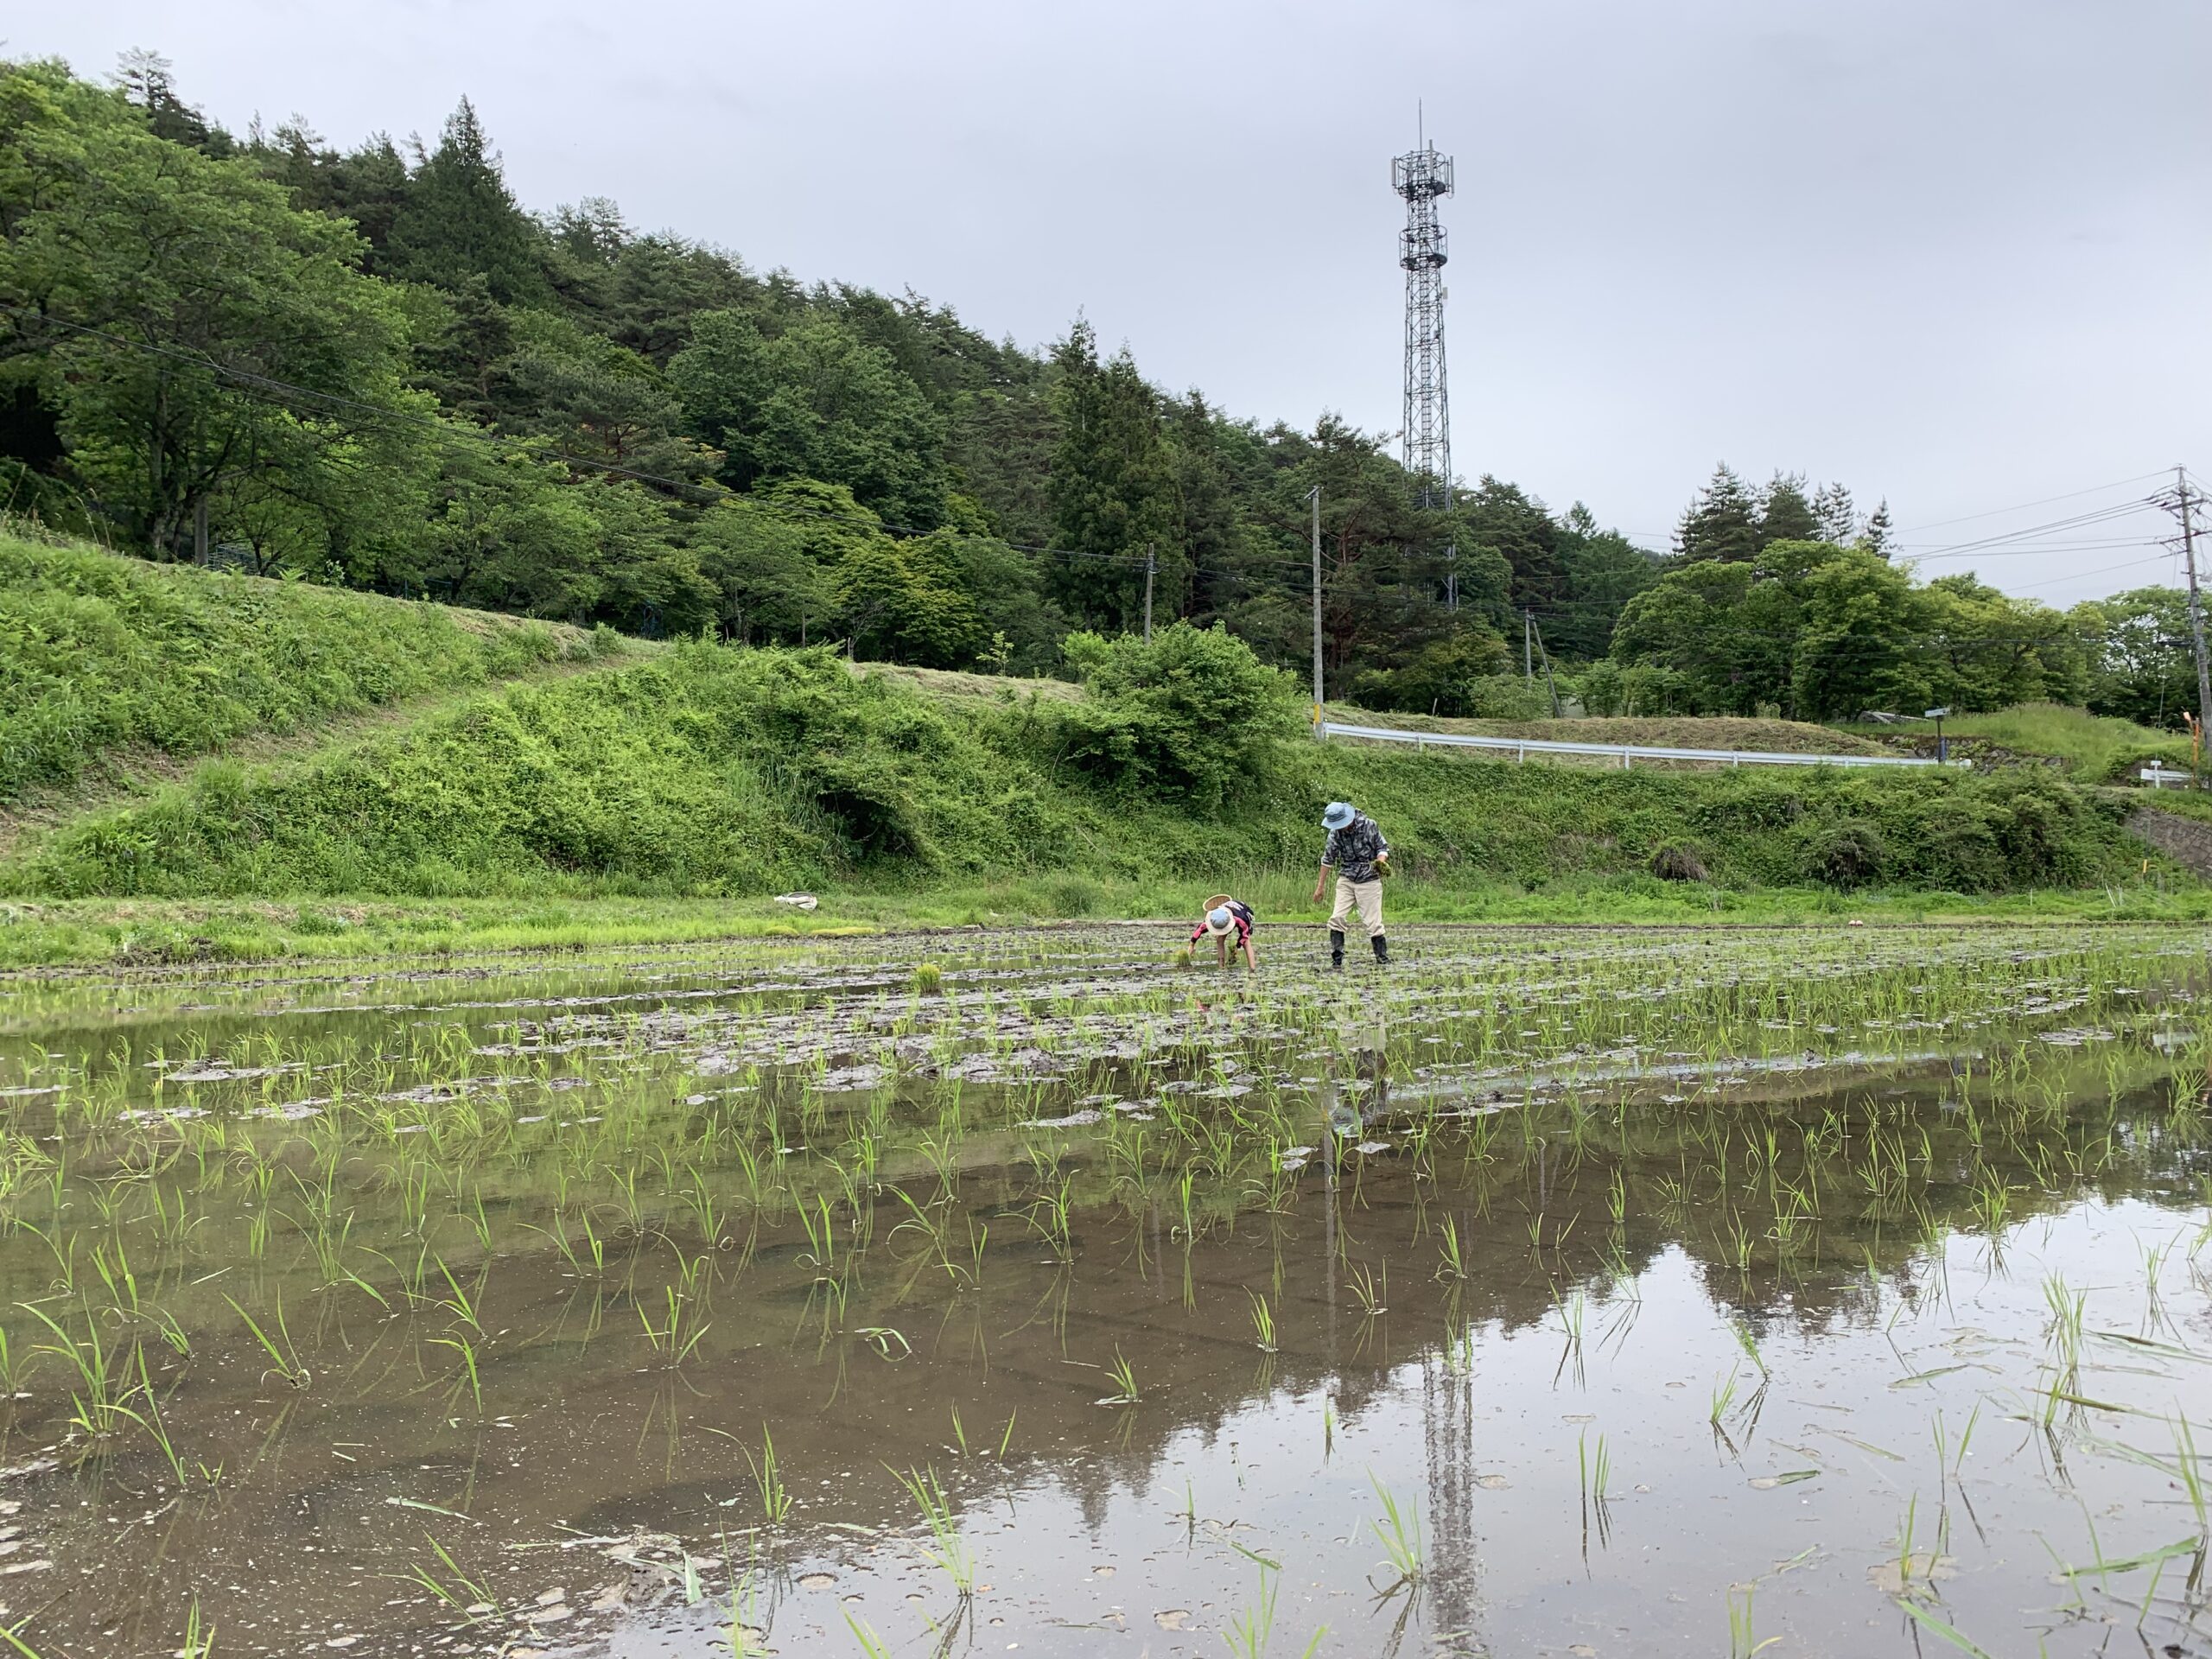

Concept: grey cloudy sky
[[25, 2, 2212, 601]]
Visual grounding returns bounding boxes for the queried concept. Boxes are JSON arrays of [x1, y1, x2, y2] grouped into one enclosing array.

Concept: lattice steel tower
[[1394, 136, 1454, 509]]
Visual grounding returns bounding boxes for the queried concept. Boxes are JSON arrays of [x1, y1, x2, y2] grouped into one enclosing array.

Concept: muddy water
[[0, 925, 2206, 1657]]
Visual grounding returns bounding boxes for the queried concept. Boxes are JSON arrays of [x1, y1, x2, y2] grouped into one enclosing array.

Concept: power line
[[1897, 497, 2165, 559], [1890, 470, 2175, 534]]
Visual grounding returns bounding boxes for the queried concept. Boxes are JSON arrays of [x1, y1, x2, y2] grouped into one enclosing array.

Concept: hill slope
[[0, 530, 609, 807]]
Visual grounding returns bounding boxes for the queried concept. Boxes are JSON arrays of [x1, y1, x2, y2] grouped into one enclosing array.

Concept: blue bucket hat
[[1321, 802, 1356, 830]]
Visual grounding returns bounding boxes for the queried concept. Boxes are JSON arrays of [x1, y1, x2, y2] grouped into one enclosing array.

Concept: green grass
[[1845, 702, 2193, 783], [0, 530, 609, 802]]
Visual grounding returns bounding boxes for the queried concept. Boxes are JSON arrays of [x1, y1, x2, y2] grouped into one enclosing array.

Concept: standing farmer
[[1313, 802, 1390, 968]]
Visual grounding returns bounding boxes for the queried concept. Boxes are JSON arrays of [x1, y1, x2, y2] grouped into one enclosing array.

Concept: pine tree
[[1859, 499, 1894, 559], [1046, 320, 1175, 630], [1757, 472, 1819, 546], [387, 99, 547, 304], [113, 49, 232, 155], [1674, 464, 1760, 563], [1811, 480, 1859, 545]]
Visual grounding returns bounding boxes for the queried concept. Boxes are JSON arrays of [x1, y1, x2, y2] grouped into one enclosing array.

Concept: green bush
[[1801, 818, 1887, 887], [1052, 622, 1301, 808], [1461, 675, 1552, 720]]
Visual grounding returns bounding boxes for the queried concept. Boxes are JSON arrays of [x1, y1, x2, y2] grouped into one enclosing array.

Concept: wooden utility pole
[[2179, 467, 2212, 779], [1143, 543, 1155, 644], [1310, 487, 1325, 740], [1523, 611, 1534, 683], [1532, 614, 1562, 718]]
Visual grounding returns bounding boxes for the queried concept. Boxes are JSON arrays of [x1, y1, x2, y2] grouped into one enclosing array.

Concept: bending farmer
[[1313, 801, 1390, 967], [1192, 894, 1258, 972]]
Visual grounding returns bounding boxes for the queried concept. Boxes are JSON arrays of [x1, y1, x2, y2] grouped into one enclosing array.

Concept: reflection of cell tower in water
[[1421, 1345, 1480, 1644], [1394, 125, 1457, 603]]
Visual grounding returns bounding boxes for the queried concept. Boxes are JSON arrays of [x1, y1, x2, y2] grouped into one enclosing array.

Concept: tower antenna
[[1393, 124, 1456, 600]]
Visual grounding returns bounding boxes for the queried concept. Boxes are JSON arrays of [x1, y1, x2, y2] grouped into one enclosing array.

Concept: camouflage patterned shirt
[[1322, 814, 1389, 882]]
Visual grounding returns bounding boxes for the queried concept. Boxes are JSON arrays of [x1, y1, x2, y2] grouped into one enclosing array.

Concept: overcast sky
[[22, 2, 2212, 601]]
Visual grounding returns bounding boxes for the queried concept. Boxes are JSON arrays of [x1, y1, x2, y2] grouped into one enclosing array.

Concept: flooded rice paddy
[[0, 923, 2208, 1658]]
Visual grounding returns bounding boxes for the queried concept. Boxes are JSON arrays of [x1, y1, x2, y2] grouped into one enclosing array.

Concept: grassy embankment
[[0, 534, 2201, 966], [1841, 702, 2196, 782], [0, 527, 617, 823]]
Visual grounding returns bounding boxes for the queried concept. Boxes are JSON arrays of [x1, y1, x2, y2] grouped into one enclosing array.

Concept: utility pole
[[1143, 543, 1155, 644], [1523, 611, 1534, 683], [1310, 486, 1325, 740], [2178, 467, 2212, 778], [1532, 614, 1563, 718]]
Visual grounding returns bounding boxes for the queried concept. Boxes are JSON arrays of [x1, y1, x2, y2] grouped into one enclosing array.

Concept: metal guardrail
[[1319, 721, 1967, 771]]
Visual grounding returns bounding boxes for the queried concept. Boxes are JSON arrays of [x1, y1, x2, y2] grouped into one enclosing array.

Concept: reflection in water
[[0, 925, 2203, 1656]]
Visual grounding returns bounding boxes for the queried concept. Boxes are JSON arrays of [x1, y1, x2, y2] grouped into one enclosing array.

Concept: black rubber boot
[[1329, 931, 1345, 969], [1371, 934, 1390, 965]]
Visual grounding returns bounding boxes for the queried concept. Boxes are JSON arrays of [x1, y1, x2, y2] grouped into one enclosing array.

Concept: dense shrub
[[1052, 623, 1301, 808], [1802, 818, 1887, 887], [1648, 842, 1708, 882]]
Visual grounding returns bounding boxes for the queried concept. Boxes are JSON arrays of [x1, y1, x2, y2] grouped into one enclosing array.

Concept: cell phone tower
[[1394, 124, 1456, 598]]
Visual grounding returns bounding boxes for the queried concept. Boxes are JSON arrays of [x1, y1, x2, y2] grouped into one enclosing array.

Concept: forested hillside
[[0, 52, 2197, 726]]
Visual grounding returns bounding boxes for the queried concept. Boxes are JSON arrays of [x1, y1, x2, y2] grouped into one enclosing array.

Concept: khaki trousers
[[1328, 875, 1385, 939]]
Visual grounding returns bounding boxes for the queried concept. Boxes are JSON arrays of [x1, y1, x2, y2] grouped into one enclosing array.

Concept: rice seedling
[[1726, 1581, 1776, 1657], [1580, 1429, 1612, 1506], [225, 1292, 311, 1389], [20, 1303, 137, 1439], [1368, 1472, 1424, 1591], [1731, 1318, 1769, 1381], [842, 1611, 892, 1658], [1347, 1260, 1388, 1316], [855, 1325, 910, 1358], [2043, 1274, 2086, 1389], [1219, 1555, 1326, 1659], [888, 1463, 975, 1597], [429, 1256, 485, 1335], [1248, 1289, 1277, 1353], [1433, 1215, 1467, 1281], [638, 1277, 711, 1364], [409, 1530, 501, 1623], [176, 1599, 214, 1659], [1892, 1598, 1998, 1659], [1100, 1347, 1140, 1406], [743, 1427, 793, 1527], [430, 1332, 485, 1413]]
